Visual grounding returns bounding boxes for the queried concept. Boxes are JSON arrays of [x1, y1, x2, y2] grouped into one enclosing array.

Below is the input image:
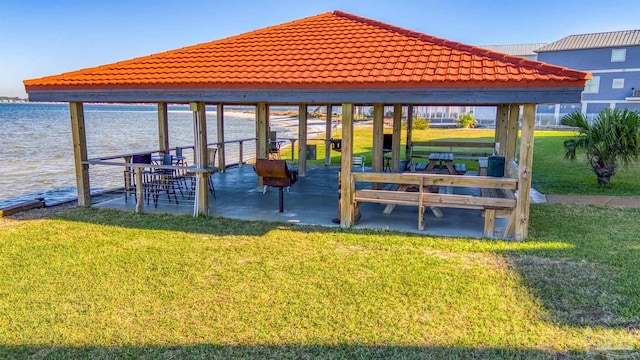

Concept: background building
[[479, 43, 546, 61], [535, 29, 640, 125]]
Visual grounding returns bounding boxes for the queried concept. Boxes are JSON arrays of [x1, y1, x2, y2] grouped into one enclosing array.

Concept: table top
[[428, 153, 454, 161]]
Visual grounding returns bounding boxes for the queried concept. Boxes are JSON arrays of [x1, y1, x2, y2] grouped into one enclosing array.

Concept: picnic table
[[425, 153, 457, 175]]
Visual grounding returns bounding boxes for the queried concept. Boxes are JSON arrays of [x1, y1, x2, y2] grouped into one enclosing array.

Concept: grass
[[279, 127, 640, 196], [1, 205, 639, 358], [531, 131, 640, 196]]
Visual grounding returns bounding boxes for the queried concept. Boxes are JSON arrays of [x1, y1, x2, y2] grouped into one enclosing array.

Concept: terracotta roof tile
[[24, 10, 590, 91]]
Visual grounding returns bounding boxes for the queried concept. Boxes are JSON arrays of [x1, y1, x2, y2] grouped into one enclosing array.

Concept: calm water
[[0, 103, 290, 208]]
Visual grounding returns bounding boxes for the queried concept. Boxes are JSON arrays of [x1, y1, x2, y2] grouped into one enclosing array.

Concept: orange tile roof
[[24, 11, 590, 91]]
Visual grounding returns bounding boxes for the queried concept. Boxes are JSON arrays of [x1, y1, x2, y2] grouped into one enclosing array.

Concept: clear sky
[[1, 0, 639, 97]]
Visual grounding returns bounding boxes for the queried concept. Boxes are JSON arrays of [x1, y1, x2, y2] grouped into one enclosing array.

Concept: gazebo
[[23, 10, 590, 240]]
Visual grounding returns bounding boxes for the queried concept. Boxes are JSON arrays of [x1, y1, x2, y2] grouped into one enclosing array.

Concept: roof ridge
[[332, 10, 590, 80]]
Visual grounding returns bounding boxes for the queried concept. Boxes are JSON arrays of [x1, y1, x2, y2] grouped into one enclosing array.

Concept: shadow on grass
[[50, 206, 420, 239], [504, 203, 640, 330], [1, 344, 623, 359]]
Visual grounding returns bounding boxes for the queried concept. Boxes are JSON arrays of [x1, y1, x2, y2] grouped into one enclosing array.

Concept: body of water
[[0, 103, 295, 208]]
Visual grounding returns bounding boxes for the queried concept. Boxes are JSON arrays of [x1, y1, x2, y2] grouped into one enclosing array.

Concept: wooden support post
[[392, 104, 402, 172], [515, 104, 536, 241], [256, 103, 268, 188], [256, 103, 268, 159], [157, 102, 169, 154], [340, 103, 354, 228], [135, 167, 144, 213], [191, 102, 209, 216], [298, 104, 308, 176], [217, 104, 226, 172], [406, 105, 413, 161], [69, 102, 91, 207], [325, 104, 332, 166], [371, 104, 384, 189], [506, 104, 520, 163], [484, 209, 496, 237], [372, 104, 384, 173], [495, 104, 509, 156]]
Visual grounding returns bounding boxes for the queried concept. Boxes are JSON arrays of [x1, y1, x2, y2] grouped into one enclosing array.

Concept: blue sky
[[1, 0, 639, 97]]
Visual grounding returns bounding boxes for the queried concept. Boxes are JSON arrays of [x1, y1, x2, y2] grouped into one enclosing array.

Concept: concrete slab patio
[[96, 165, 513, 239]]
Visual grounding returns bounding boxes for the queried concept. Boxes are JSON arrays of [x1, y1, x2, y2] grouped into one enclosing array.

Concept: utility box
[[487, 156, 505, 177], [305, 144, 317, 160]]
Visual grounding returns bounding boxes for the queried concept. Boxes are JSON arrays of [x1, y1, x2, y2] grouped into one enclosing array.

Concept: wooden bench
[[351, 173, 517, 238], [254, 159, 298, 212], [410, 140, 495, 163]]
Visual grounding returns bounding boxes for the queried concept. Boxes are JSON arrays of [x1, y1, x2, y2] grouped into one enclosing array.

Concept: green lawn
[[531, 131, 640, 196], [280, 127, 640, 196], [1, 205, 639, 358]]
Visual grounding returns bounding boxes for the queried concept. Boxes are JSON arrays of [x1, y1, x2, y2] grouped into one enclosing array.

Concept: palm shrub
[[457, 113, 477, 128], [561, 108, 640, 185]]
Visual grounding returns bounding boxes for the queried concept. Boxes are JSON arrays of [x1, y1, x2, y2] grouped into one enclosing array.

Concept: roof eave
[[25, 86, 586, 105]]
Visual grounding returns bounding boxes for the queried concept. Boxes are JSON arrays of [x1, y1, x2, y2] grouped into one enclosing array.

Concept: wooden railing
[[410, 140, 496, 161], [82, 137, 257, 211], [85, 137, 257, 170], [205, 137, 257, 170]]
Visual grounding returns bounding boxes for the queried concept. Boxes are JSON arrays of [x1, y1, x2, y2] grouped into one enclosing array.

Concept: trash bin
[[398, 160, 409, 173], [305, 144, 317, 160], [487, 156, 505, 177]]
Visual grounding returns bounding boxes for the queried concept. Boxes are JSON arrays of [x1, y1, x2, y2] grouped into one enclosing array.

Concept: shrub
[[457, 114, 477, 128], [561, 108, 640, 185], [413, 117, 430, 130]]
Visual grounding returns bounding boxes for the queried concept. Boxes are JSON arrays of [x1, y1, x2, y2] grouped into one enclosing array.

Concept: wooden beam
[[29, 87, 586, 104], [340, 103, 354, 228], [217, 104, 226, 172], [0, 199, 44, 217], [495, 104, 509, 156], [157, 102, 169, 154], [191, 101, 209, 215], [506, 104, 520, 163], [515, 104, 536, 240], [352, 172, 517, 189], [298, 104, 308, 176], [69, 102, 91, 207], [411, 140, 495, 148], [392, 104, 402, 172], [325, 104, 332, 166], [405, 105, 413, 161]]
